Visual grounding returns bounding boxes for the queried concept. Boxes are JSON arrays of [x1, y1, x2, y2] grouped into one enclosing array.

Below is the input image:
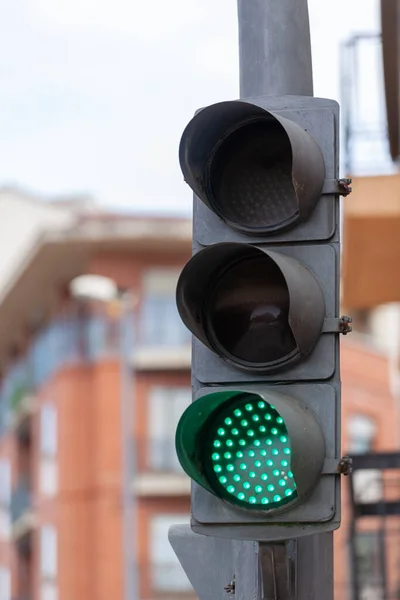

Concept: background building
[[0, 194, 194, 600]]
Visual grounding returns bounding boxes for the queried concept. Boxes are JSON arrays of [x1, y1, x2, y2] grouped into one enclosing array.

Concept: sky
[[0, 0, 383, 215]]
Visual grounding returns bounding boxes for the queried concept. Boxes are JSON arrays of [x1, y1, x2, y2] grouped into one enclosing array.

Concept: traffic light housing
[[175, 95, 342, 541]]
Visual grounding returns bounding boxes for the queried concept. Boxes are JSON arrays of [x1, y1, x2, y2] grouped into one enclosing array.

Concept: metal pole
[[237, 0, 314, 99], [119, 294, 138, 600], [236, 3, 333, 600]]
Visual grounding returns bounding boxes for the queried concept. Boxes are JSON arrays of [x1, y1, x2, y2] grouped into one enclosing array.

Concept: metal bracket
[[322, 315, 353, 335], [258, 543, 292, 600], [322, 178, 352, 197], [321, 456, 353, 476]]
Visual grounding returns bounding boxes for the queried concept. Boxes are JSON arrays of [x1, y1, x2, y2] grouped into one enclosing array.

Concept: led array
[[207, 398, 297, 509]]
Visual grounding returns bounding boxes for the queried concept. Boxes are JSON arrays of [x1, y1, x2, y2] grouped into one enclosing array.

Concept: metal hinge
[[322, 315, 353, 335], [322, 178, 352, 197], [321, 456, 353, 476]]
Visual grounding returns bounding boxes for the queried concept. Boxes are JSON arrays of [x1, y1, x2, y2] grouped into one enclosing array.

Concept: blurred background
[[0, 0, 398, 599]]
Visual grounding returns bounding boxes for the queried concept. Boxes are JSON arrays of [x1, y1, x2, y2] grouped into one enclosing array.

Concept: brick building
[[0, 204, 194, 600]]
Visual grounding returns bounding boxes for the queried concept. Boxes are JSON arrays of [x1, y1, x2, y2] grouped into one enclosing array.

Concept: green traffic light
[[205, 396, 297, 509]]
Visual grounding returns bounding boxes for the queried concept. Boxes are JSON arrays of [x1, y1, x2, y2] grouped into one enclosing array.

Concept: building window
[[347, 414, 376, 454], [40, 582, 57, 600], [354, 531, 384, 598], [148, 387, 191, 471], [141, 269, 191, 347], [40, 404, 57, 457], [0, 461, 11, 541], [40, 525, 57, 579], [150, 514, 192, 592], [39, 459, 58, 498], [348, 415, 382, 503], [0, 460, 10, 507], [0, 566, 11, 600]]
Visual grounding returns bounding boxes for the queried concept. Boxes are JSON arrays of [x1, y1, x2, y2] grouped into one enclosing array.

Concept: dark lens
[[208, 255, 296, 364], [210, 119, 298, 231]]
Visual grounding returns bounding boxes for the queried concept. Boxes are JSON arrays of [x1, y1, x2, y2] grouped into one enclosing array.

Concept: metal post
[[119, 294, 138, 600], [237, 0, 314, 99], [236, 3, 334, 599]]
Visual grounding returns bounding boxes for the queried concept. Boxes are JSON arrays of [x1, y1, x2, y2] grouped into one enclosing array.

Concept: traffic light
[[176, 96, 344, 541]]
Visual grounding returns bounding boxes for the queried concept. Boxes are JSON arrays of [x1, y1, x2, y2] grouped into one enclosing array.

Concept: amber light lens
[[207, 255, 296, 365]]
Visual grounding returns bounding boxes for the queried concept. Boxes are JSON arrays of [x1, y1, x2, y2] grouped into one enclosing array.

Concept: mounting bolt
[[224, 575, 236, 594], [338, 178, 352, 197], [339, 315, 353, 335], [337, 456, 353, 476]]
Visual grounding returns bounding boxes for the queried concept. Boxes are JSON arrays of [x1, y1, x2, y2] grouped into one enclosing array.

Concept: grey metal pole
[[119, 294, 138, 600], [237, 0, 314, 98], [236, 3, 334, 600]]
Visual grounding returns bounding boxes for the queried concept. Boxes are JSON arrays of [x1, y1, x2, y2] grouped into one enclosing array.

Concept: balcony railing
[[0, 308, 190, 433], [11, 480, 32, 524], [145, 438, 185, 474]]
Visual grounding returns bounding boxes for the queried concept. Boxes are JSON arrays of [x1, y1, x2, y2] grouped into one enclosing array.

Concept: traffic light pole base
[[170, 525, 333, 600]]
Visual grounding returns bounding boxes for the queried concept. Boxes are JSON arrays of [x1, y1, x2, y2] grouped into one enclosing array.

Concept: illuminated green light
[[205, 395, 297, 510]]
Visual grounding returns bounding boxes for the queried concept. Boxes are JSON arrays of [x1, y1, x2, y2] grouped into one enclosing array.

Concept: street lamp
[[69, 274, 138, 600]]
